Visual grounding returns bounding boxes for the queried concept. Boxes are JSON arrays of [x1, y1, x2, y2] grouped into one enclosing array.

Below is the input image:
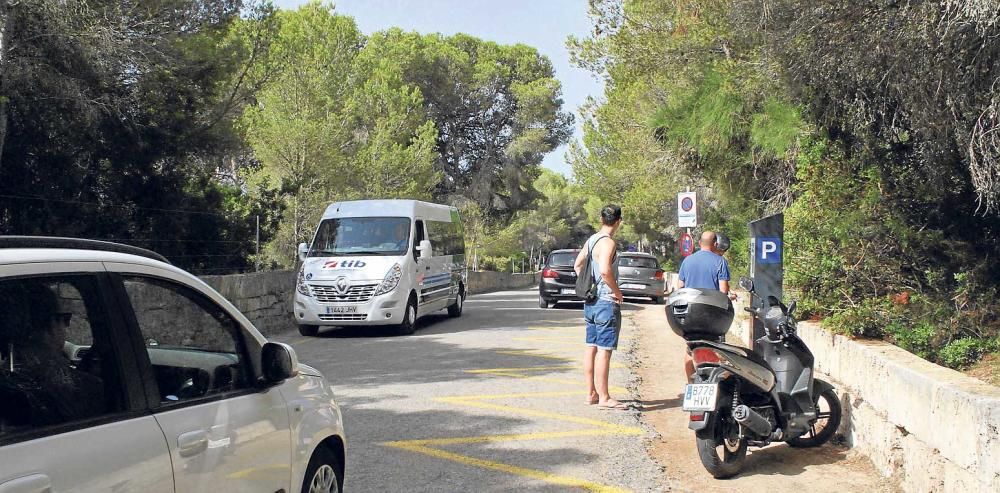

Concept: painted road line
[[385, 442, 630, 493], [379, 321, 639, 491]]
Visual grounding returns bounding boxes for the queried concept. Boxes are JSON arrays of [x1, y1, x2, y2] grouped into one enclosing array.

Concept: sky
[[271, 0, 604, 177]]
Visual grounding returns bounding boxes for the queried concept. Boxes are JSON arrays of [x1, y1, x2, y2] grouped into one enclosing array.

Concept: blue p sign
[[757, 237, 782, 264]]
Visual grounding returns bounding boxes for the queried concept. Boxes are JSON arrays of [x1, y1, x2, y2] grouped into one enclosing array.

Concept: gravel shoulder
[[626, 303, 899, 492]]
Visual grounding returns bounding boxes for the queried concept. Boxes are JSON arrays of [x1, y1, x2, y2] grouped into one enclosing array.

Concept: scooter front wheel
[[696, 420, 747, 478], [788, 386, 842, 448]]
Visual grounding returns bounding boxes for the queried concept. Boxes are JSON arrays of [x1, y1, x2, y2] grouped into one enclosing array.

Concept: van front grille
[[310, 283, 378, 303]]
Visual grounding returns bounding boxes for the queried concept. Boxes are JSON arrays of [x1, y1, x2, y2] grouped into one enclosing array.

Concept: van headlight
[[374, 263, 402, 296], [297, 267, 312, 297]]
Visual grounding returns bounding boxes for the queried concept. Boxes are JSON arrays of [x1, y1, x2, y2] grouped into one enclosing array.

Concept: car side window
[[0, 276, 124, 437], [121, 276, 251, 404]]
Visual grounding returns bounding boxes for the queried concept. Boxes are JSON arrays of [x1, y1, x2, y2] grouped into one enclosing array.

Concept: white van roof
[[322, 199, 457, 221]]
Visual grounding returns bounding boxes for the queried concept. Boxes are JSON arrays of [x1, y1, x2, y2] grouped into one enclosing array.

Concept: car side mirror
[[297, 242, 309, 262], [261, 342, 299, 385], [738, 276, 754, 292], [418, 240, 432, 259]]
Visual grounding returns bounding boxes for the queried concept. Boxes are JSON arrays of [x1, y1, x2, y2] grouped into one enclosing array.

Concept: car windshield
[[619, 256, 658, 269], [548, 252, 577, 267], [308, 217, 411, 257]]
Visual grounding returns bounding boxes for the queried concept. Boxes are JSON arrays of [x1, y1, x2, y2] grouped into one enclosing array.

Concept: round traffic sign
[[680, 233, 694, 256], [681, 197, 694, 212]]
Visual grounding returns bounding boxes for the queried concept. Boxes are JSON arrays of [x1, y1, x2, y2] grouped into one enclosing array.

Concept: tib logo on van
[[322, 260, 367, 269]]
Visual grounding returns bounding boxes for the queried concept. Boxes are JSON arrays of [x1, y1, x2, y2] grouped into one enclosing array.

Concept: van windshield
[[309, 217, 411, 257]]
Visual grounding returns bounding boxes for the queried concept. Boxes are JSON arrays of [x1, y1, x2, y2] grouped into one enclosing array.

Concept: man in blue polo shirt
[[676, 231, 736, 382], [678, 231, 733, 293]]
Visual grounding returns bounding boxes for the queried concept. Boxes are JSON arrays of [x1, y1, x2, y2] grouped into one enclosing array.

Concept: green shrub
[[939, 338, 991, 370]]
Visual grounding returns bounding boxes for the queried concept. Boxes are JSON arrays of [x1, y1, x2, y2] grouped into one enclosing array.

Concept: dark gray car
[[617, 252, 665, 303], [538, 249, 581, 308]]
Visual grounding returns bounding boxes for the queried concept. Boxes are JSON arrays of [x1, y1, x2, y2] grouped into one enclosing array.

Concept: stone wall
[[466, 271, 540, 294], [198, 270, 538, 337], [200, 270, 295, 337], [726, 312, 1000, 492]]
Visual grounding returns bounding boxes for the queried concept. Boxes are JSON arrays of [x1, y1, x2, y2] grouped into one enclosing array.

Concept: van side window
[[413, 220, 425, 259], [425, 220, 466, 257]]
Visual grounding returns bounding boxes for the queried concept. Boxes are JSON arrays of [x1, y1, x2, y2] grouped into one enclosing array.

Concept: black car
[[538, 249, 580, 308]]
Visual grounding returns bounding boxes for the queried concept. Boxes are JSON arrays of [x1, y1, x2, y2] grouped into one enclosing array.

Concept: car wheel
[[396, 295, 417, 335], [448, 288, 464, 318], [302, 445, 342, 493], [299, 324, 319, 337], [538, 295, 549, 308]]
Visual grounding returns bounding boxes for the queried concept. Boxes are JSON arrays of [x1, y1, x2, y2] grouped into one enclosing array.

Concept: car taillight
[[654, 270, 664, 280], [542, 268, 559, 279], [692, 347, 723, 365]]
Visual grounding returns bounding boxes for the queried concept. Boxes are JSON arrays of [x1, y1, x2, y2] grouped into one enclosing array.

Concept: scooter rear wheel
[[696, 417, 748, 478]]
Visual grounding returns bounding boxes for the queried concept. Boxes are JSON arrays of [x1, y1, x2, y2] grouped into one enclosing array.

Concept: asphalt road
[[274, 289, 669, 493]]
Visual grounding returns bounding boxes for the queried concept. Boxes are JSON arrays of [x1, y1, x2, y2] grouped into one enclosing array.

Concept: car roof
[[619, 252, 656, 257], [0, 236, 168, 263], [549, 249, 580, 254], [0, 236, 187, 274]]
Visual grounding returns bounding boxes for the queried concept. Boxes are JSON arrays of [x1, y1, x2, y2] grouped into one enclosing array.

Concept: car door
[[112, 271, 292, 493], [0, 267, 173, 493]]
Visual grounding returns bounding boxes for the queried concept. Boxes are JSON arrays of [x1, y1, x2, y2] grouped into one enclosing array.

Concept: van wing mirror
[[418, 240, 432, 259], [738, 276, 754, 292], [297, 242, 308, 261]]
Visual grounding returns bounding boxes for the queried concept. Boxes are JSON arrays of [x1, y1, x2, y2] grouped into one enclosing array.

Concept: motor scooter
[[667, 277, 842, 478]]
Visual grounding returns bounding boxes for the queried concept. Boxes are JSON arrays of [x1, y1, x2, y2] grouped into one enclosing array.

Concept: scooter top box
[[665, 288, 734, 339]]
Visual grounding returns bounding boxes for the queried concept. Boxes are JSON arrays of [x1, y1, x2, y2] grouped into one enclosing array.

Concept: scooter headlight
[[374, 263, 403, 296], [297, 266, 312, 297]]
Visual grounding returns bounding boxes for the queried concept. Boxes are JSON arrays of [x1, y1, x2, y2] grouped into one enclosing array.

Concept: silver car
[[0, 237, 346, 493], [617, 252, 666, 303]]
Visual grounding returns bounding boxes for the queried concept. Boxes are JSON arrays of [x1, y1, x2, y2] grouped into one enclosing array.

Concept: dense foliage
[[570, 0, 1000, 371], [0, 1, 573, 271], [0, 0, 275, 273]]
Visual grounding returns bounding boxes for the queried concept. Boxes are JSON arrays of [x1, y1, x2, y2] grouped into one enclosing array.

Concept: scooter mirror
[[738, 276, 754, 292], [788, 300, 797, 316]]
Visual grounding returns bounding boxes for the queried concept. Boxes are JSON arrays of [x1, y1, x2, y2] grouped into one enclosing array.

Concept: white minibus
[[293, 200, 467, 336]]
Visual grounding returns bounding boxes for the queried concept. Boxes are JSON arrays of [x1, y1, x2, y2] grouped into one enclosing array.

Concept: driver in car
[[0, 282, 105, 425]]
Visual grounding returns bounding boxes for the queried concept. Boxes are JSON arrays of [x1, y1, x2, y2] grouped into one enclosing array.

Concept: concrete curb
[[727, 313, 1000, 492]]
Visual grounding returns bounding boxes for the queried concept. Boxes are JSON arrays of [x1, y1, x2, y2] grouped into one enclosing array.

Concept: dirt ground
[[628, 303, 900, 492]]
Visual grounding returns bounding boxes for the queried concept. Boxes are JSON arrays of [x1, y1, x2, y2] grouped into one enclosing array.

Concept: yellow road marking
[[380, 321, 639, 491], [384, 442, 630, 493]]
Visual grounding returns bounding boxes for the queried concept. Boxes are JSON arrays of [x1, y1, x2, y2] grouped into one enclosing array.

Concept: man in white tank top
[[573, 204, 626, 410]]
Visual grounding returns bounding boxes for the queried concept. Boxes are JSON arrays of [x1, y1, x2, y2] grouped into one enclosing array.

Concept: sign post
[[748, 213, 784, 351]]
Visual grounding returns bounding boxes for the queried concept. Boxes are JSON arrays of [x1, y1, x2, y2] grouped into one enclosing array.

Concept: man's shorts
[[584, 299, 622, 351]]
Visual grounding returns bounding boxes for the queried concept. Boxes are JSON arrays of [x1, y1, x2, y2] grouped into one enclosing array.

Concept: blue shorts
[[584, 299, 622, 350]]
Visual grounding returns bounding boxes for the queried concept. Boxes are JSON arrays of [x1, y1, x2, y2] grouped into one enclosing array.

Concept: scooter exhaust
[[732, 404, 771, 437]]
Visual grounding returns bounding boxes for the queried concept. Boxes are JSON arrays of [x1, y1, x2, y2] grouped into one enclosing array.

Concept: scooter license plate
[[682, 384, 719, 412]]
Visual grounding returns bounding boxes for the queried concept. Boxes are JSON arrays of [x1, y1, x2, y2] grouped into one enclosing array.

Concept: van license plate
[[682, 384, 719, 412], [326, 306, 358, 314], [560, 288, 575, 295]]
